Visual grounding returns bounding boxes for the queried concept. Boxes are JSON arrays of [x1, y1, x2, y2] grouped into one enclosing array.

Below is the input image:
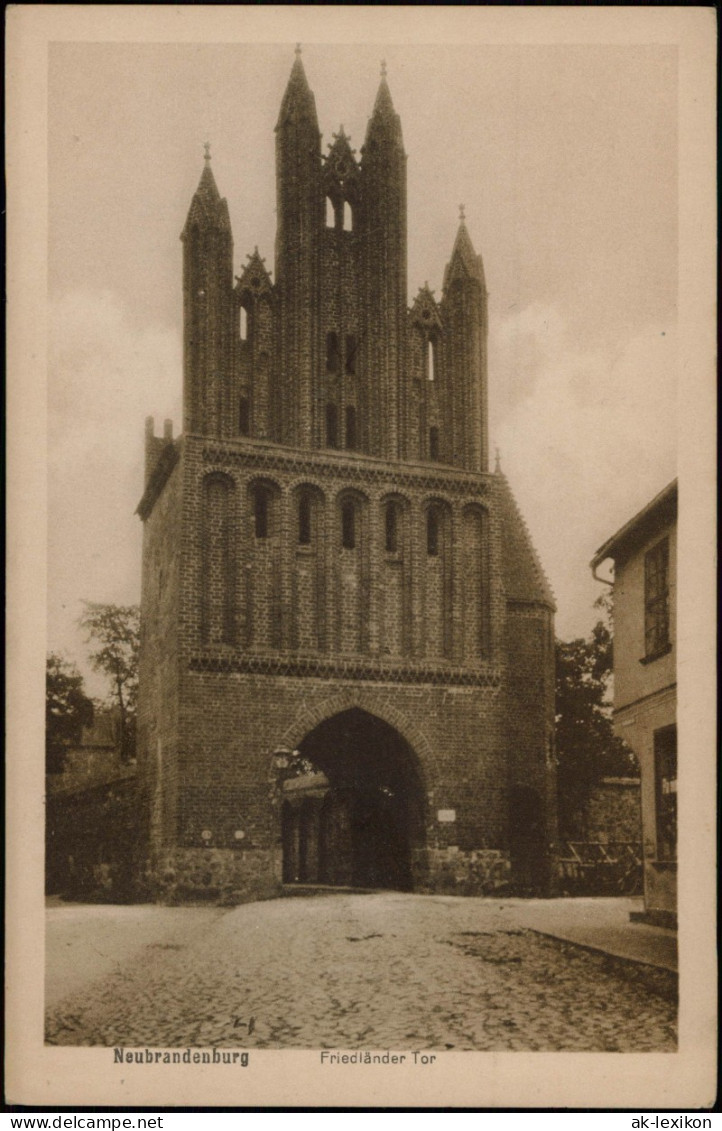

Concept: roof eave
[[590, 479, 678, 569]]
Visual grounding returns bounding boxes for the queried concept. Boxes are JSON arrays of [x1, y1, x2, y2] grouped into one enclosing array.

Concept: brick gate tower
[[137, 52, 557, 902]]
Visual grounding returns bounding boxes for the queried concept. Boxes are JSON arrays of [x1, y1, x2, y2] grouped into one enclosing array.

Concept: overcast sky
[[47, 40, 678, 696]]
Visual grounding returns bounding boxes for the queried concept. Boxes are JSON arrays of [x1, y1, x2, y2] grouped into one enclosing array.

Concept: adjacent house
[[591, 480, 677, 927]]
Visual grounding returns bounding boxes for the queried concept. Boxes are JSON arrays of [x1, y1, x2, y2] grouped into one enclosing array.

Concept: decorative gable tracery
[[235, 248, 274, 304], [322, 129, 360, 226], [410, 284, 443, 335]]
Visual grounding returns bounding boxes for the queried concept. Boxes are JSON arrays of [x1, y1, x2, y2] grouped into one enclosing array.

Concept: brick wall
[[136, 58, 556, 902]]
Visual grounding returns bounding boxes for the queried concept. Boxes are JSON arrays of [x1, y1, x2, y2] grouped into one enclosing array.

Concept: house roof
[[590, 479, 677, 570]]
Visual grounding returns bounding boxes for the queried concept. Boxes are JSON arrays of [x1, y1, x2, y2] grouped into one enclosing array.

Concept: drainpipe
[[591, 559, 614, 586]]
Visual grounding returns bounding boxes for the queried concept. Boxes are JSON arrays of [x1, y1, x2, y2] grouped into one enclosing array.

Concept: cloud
[[48, 289, 181, 692], [489, 304, 677, 639]]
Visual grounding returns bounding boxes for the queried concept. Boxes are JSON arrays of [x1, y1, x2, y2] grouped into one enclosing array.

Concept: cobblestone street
[[46, 893, 676, 1052]]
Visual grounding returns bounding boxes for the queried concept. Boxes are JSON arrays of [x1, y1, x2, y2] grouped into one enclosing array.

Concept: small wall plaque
[[437, 809, 456, 823]]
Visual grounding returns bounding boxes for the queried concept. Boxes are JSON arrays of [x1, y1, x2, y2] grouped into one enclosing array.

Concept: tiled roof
[[496, 472, 555, 608]]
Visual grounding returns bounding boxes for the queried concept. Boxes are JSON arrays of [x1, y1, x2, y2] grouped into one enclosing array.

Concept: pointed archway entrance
[[280, 708, 427, 891]]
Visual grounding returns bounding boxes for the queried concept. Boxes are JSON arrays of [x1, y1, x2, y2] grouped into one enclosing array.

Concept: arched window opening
[[385, 503, 398, 554], [202, 474, 235, 646], [326, 196, 335, 228], [345, 405, 357, 450], [326, 332, 340, 374], [427, 508, 440, 557], [239, 397, 250, 436], [429, 426, 440, 460], [427, 338, 435, 381], [254, 487, 269, 540], [298, 493, 312, 546], [345, 335, 357, 375], [326, 403, 339, 448], [341, 501, 356, 550], [239, 306, 248, 341], [343, 201, 353, 231]]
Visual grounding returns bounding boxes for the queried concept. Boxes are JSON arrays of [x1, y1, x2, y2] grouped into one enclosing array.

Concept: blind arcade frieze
[[200, 444, 491, 499], [188, 650, 502, 688]]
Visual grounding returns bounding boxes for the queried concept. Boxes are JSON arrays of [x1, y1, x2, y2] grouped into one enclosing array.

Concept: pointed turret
[[276, 46, 319, 131], [275, 46, 323, 448], [360, 62, 408, 459], [439, 208, 488, 472], [181, 153, 231, 239], [181, 146, 234, 437], [364, 63, 404, 148], [443, 213, 486, 290]]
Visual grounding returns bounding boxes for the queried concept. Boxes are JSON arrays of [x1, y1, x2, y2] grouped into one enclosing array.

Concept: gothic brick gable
[[136, 52, 557, 903]]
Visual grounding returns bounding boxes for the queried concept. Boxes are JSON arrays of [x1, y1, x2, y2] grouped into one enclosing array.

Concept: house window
[[345, 335, 357, 375], [326, 332, 340, 374], [341, 501, 356, 549], [298, 493, 312, 545], [326, 403, 339, 448], [644, 538, 670, 657], [385, 503, 398, 553], [427, 508, 439, 557], [254, 487, 269, 539], [345, 405, 357, 450], [239, 397, 250, 436], [429, 426, 440, 460], [654, 726, 677, 861]]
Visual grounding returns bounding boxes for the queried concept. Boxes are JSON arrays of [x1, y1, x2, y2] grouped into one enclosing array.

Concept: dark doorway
[[281, 801, 297, 883], [282, 708, 426, 891], [508, 786, 547, 895]]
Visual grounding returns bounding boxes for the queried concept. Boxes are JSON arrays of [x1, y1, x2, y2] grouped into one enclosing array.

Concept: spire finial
[[495, 447, 501, 473], [381, 59, 387, 79], [295, 42, 302, 57], [204, 141, 211, 163], [459, 203, 465, 222]]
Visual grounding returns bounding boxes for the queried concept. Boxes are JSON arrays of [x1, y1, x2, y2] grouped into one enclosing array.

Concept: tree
[[555, 598, 638, 841], [46, 653, 94, 774], [79, 602, 140, 761]]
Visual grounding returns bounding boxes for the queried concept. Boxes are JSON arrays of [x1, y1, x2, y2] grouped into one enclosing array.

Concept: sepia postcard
[[5, 4, 717, 1111]]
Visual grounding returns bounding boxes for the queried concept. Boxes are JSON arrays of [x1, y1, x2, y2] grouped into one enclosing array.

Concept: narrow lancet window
[[326, 197, 335, 228], [427, 338, 435, 381], [239, 306, 248, 341], [326, 403, 339, 448], [298, 494, 312, 546], [343, 201, 353, 231], [385, 503, 398, 554], [427, 508, 439, 556], [239, 397, 250, 436], [429, 426, 440, 460], [326, 332, 340, 374], [254, 487, 269, 539], [345, 335, 357, 375], [345, 405, 357, 450], [341, 501, 356, 550]]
